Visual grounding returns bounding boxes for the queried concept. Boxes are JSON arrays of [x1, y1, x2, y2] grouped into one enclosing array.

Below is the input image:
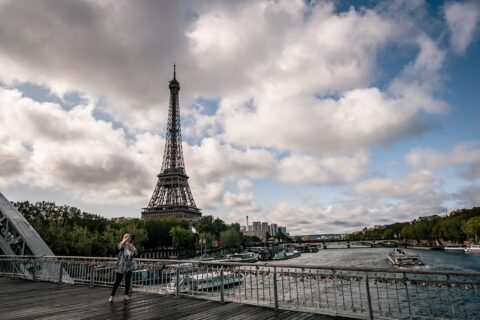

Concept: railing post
[[58, 261, 64, 284], [273, 267, 279, 311], [220, 267, 225, 304], [364, 272, 373, 320], [403, 272, 411, 316], [446, 274, 455, 318], [32, 258, 37, 282], [89, 264, 95, 288], [175, 266, 180, 298]]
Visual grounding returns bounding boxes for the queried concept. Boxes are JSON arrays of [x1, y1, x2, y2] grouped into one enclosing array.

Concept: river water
[[265, 247, 480, 272]]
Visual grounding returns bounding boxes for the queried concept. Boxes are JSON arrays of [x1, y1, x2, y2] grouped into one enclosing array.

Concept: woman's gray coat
[[115, 242, 137, 273]]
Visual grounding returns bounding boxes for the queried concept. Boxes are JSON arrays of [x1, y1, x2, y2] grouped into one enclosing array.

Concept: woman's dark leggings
[[111, 271, 132, 296]]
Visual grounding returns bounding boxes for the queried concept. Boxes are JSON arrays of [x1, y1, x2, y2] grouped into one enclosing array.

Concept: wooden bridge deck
[[0, 278, 352, 320]]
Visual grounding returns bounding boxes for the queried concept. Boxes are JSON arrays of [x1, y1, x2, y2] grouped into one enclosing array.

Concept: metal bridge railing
[[1, 255, 479, 319]]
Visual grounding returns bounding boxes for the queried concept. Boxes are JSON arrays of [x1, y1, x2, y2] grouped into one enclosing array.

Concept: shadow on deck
[[0, 278, 353, 320]]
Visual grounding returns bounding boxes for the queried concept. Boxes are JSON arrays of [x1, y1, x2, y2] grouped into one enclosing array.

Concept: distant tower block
[[142, 66, 202, 222]]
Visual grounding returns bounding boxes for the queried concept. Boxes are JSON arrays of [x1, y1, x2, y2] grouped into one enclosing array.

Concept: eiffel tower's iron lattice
[[142, 66, 201, 222]]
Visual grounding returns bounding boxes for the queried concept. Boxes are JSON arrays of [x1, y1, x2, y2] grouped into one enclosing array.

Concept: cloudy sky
[[0, 0, 479, 235]]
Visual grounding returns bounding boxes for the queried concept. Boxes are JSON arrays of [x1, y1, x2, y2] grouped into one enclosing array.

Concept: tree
[[170, 226, 196, 249], [196, 215, 227, 239], [464, 216, 480, 242], [243, 235, 261, 246], [198, 232, 216, 250], [220, 227, 242, 248], [274, 231, 289, 242], [293, 236, 302, 243], [141, 217, 188, 249]]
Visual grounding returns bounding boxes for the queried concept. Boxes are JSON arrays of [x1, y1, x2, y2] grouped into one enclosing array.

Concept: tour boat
[[387, 249, 424, 266], [444, 246, 465, 251], [166, 272, 243, 293], [272, 249, 301, 260], [222, 252, 258, 263], [465, 244, 480, 254]]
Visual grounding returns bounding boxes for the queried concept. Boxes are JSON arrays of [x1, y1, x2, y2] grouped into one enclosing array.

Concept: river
[[265, 247, 480, 272]]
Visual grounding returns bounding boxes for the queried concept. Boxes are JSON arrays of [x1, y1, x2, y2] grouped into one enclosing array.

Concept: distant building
[[244, 230, 268, 241], [252, 221, 261, 231], [111, 217, 132, 223], [278, 226, 287, 235], [261, 222, 269, 232], [270, 223, 278, 235]]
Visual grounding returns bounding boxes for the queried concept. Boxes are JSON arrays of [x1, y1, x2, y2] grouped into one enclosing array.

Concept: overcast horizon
[[0, 0, 479, 235]]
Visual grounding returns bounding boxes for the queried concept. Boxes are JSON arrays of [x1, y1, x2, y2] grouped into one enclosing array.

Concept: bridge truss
[[0, 192, 54, 256]]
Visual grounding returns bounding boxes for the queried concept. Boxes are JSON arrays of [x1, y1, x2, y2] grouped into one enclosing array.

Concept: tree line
[[12, 201, 277, 257], [346, 207, 480, 243]]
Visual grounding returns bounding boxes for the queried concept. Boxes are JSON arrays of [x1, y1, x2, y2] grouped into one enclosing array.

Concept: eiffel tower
[[141, 66, 201, 222]]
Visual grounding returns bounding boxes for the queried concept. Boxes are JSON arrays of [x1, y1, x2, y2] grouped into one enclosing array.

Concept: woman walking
[[109, 233, 137, 302]]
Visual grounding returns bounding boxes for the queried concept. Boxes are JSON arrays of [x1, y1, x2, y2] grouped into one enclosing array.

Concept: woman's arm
[[126, 243, 137, 255], [117, 241, 125, 251]]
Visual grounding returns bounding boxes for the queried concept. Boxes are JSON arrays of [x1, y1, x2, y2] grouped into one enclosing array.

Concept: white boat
[[465, 244, 480, 254], [387, 249, 424, 266], [444, 246, 465, 251], [272, 249, 301, 260], [166, 272, 243, 293], [222, 253, 258, 263]]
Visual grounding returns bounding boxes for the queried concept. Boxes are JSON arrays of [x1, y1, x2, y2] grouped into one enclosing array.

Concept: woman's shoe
[[124, 295, 130, 301], [108, 296, 114, 303]]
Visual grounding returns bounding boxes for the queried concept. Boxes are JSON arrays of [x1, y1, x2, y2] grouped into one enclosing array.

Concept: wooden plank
[[0, 278, 352, 320]]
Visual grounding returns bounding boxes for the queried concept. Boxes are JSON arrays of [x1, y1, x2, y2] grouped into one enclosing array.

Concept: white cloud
[[355, 170, 442, 198], [444, 2, 480, 54], [183, 138, 275, 209], [456, 184, 480, 207], [0, 87, 153, 203], [277, 151, 370, 186], [406, 143, 480, 181]]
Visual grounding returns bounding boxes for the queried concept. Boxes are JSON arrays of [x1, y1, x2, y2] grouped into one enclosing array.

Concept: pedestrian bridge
[[1, 255, 479, 319]]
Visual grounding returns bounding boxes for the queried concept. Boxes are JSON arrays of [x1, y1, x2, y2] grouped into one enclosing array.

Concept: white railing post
[[273, 267, 279, 311], [365, 272, 373, 320], [175, 267, 180, 298], [220, 268, 225, 304], [58, 261, 64, 284], [89, 264, 95, 288], [32, 258, 37, 282], [403, 272, 411, 316]]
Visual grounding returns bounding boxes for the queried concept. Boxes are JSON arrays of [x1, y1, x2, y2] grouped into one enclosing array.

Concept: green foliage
[[464, 216, 480, 242], [293, 236, 302, 243], [243, 235, 261, 245], [274, 231, 289, 241], [13, 201, 146, 256], [198, 232, 216, 249], [219, 226, 242, 248], [196, 215, 227, 239], [170, 226, 196, 249], [141, 217, 188, 249], [346, 207, 480, 242]]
